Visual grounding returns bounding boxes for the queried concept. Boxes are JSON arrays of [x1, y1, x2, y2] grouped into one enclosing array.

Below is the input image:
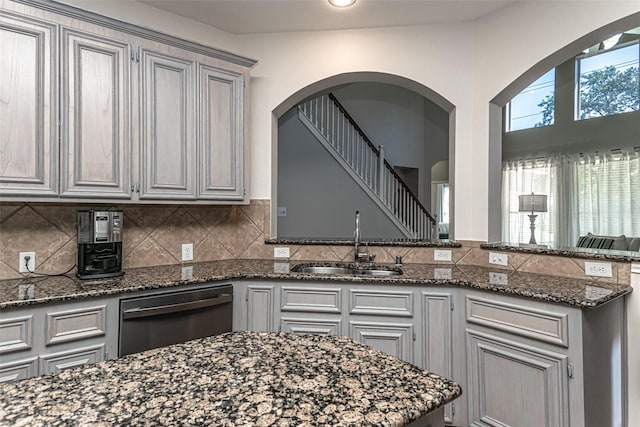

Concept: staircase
[[297, 93, 436, 240]]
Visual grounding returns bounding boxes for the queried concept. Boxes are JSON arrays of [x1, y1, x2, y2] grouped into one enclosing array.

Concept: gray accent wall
[[277, 82, 449, 239], [277, 108, 405, 239]]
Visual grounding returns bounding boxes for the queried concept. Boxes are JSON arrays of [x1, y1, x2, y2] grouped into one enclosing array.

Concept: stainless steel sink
[[291, 264, 402, 276]]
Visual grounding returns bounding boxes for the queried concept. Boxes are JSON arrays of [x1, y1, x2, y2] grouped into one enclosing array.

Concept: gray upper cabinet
[[60, 26, 131, 199], [0, 0, 255, 203], [198, 62, 245, 200], [0, 10, 58, 197], [138, 41, 196, 200]]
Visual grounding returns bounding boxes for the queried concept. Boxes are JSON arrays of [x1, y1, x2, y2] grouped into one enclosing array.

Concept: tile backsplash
[[0, 200, 631, 284], [0, 200, 272, 279]]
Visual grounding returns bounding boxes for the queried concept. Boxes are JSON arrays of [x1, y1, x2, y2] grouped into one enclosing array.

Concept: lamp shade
[[519, 193, 548, 213]]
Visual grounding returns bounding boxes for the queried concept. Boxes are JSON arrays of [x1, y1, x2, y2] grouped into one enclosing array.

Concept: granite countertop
[[0, 331, 461, 427], [481, 242, 640, 262], [0, 259, 632, 310]]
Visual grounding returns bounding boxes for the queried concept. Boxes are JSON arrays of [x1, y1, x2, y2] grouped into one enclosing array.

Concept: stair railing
[[298, 93, 436, 240]]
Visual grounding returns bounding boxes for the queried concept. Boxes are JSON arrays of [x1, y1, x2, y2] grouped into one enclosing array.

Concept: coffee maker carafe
[[77, 210, 123, 279]]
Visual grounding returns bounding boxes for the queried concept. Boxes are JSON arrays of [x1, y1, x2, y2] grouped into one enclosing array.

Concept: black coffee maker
[[77, 210, 124, 279]]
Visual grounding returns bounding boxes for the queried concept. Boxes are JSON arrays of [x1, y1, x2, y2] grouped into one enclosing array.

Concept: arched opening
[[270, 72, 456, 241], [487, 12, 640, 245]]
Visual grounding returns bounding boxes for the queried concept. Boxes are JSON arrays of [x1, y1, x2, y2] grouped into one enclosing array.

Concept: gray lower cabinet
[[464, 291, 625, 427], [234, 281, 462, 425], [0, 296, 118, 382]]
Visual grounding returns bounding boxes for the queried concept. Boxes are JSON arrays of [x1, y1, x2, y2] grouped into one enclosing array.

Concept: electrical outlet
[[18, 252, 35, 273], [277, 207, 287, 217], [274, 247, 290, 258], [488, 252, 508, 266], [181, 243, 193, 262], [434, 250, 452, 261], [489, 271, 509, 285], [584, 261, 613, 278]]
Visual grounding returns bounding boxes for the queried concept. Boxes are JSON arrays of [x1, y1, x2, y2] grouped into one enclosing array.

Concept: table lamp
[[519, 193, 548, 245]]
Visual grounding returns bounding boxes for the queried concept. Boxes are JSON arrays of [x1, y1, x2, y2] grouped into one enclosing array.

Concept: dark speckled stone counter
[[0, 331, 461, 426], [481, 242, 640, 262], [0, 259, 631, 310]]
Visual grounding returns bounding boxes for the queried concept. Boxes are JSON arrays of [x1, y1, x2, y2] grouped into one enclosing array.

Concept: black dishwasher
[[119, 284, 233, 357]]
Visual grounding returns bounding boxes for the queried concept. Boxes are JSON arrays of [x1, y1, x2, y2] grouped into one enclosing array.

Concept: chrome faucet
[[354, 210, 375, 266]]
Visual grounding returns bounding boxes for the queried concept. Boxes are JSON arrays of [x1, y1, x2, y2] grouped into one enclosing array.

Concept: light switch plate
[[584, 261, 613, 278], [488, 252, 508, 266], [434, 250, 452, 261], [274, 247, 290, 258]]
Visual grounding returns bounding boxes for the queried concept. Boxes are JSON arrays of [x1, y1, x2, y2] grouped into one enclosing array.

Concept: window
[[577, 41, 639, 120], [505, 69, 555, 132]]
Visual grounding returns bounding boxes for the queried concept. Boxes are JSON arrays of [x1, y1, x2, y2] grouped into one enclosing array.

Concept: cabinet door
[[60, 27, 131, 198], [421, 292, 455, 424], [39, 344, 104, 374], [349, 321, 414, 364], [246, 284, 276, 332], [139, 42, 196, 200], [197, 63, 245, 200], [0, 11, 57, 196], [466, 329, 569, 427]]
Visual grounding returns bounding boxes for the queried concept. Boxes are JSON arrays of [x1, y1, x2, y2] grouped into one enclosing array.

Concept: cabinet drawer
[[281, 317, 342, 336], [349, 289, 413, 317], [0, 315, 32, 354], [0, 357, 38, 383], [46, 305, 106, 345], [466, 296, 569, 347], [281, 287, 342, 313], [39, 344, 105, 374]]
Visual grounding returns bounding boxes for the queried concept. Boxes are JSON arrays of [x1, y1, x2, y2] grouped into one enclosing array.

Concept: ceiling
[[137, 0, 521, 34]]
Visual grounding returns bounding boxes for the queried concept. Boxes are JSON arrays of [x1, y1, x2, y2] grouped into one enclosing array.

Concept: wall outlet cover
[[277, 207, 287, 217], [434, 250, 452, 261], [181, 243, 193, 262], [274, 247, 290, 258], [584, 261, 613, 278], [488, 252, 508, 266], [18, 252, 36, 273]]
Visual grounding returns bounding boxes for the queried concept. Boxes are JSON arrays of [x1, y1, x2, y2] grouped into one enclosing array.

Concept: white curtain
[[502, 157, 556, 245], [577, 148, 640, 238], [502, 147, 640, 246]]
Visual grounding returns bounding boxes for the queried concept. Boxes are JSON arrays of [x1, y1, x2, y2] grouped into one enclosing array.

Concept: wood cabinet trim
[[466, 295, 570, 347], [280, 317, 341, 336], [280, 286, 342, 313], [349, 288, 414, 317], [39, 343, 105, 374], [0, 356, 38, 382], [45, 305, 106, 346], [0, 315, 33, 354]]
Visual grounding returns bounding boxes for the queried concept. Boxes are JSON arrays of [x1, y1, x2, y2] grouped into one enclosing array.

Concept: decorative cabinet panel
[[246, 284, 276, 332], [60, 27, 131, 198], [0, 357, 38, 383], [0, 315, 32, 354], [0, 0, 255, 203], [466, 329, 569, 427], [45, 305, 106, 345], [0, 10, 58, 196], [421, 292, 455, 424], [280, 318, 341, 336], [139, 42, 196, 200], [349, 321, 414, 363], [39, 344, 105, 375], [197, 63, 245, 200]]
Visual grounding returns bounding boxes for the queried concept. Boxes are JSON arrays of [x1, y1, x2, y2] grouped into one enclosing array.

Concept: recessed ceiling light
[[328, 0, 356, 8]]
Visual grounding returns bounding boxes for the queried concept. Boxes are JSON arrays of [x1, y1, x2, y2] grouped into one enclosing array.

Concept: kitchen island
[[0, 331, 461, 426]]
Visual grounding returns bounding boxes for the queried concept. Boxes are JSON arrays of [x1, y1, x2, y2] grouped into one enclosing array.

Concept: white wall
[[56, 1, 640, 422]]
